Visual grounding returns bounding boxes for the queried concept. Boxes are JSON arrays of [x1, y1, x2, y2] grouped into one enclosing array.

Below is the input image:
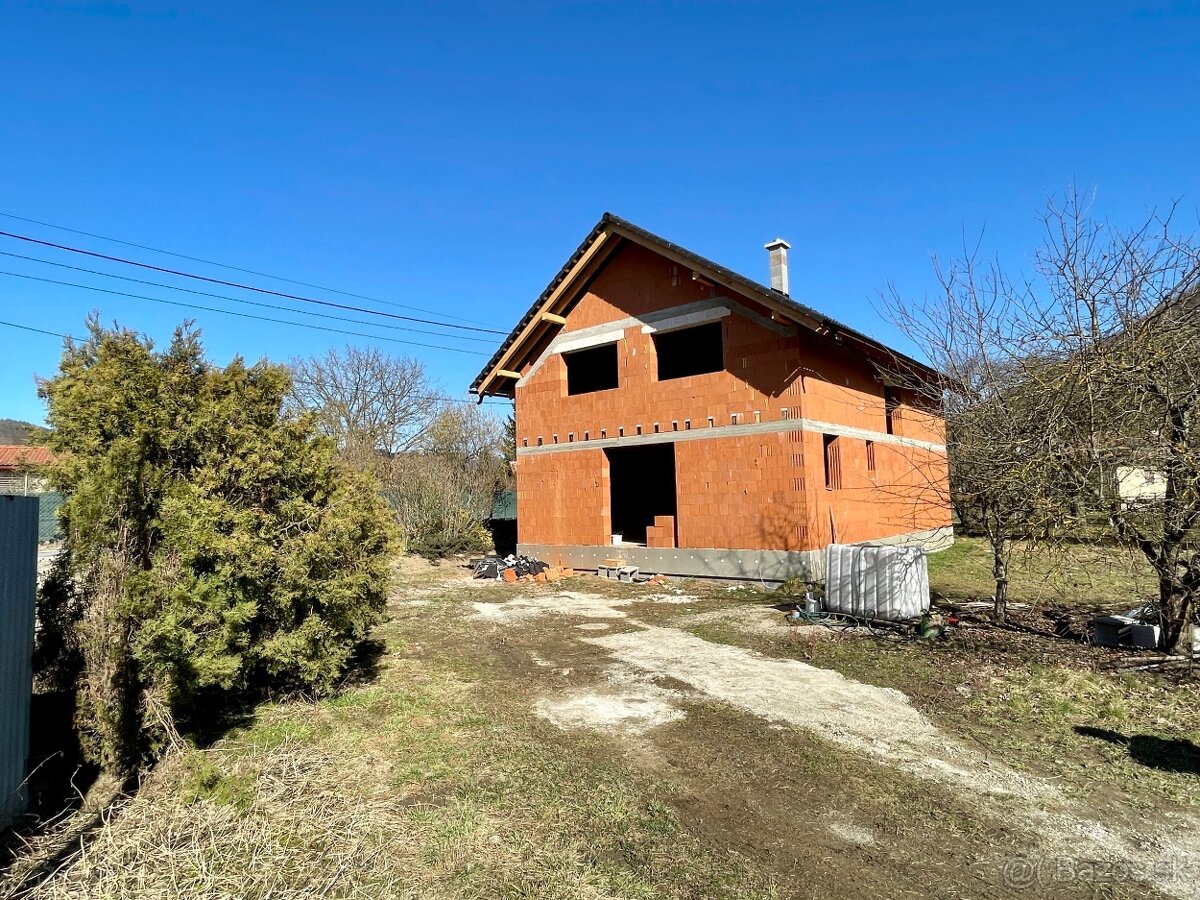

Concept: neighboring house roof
[[0, 445, 55, 470], [470, 212, 938, 398]]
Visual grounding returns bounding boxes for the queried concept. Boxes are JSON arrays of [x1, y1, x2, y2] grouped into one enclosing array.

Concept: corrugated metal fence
[[0, 495, 37, 830]]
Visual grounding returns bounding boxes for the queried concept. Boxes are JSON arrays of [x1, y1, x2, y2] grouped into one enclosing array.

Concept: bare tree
[[390, 406, 511, 557], [890, 189, 1200, 649], [419, 403, 506, 467], [288, 346, 442, 472], [1024, 193, 1200, 651], [287, 348, 514, 557], [885, 246, 1057, 623]]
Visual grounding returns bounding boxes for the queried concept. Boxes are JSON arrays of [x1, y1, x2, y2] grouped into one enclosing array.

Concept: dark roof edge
[[469, 215, 610, 396], [470, 213, 939, 395]]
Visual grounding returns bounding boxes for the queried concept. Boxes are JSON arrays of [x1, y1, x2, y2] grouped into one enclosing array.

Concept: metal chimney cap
[[764, 238, 791, 251]]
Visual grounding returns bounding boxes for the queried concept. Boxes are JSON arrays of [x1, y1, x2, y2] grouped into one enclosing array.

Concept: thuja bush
[[39, 319, 394, 773]]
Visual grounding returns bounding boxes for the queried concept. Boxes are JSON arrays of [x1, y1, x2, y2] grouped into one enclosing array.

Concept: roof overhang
[[470, 213, 940, 399]]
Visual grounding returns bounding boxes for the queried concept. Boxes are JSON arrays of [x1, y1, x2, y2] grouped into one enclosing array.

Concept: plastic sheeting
[[824, 543, 930, 622]]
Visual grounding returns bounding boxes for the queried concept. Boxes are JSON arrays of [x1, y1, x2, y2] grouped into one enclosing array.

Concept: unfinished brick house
[[470, 214, 952, 580]]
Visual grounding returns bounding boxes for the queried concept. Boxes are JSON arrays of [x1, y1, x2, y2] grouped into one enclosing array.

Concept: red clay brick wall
[[673, 432, 810, 551], [560, 243, 711, 332], [802, 432, 950, 546], [516, 247, 803, 449], [793, 335, 946, 446], [516, 449, 610, 547]]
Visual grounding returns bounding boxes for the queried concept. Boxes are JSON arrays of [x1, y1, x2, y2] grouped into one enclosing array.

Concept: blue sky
[[2, 1, 1199, 425]]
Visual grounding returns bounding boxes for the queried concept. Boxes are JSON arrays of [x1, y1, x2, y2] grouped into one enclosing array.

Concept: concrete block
[[1130, 623, 1161, 649]]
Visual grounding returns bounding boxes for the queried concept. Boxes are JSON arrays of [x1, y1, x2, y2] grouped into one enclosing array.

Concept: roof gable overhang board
[[473, 228, 624, 398]]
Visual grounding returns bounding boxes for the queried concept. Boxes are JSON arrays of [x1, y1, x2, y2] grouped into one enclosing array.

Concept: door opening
[[605, 443, 677, 545]]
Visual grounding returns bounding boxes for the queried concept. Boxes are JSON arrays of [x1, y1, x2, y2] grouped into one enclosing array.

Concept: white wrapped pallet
[[824, 543, 930, 622]]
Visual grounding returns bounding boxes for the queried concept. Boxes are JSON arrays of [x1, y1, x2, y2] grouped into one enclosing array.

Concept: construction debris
[[597, 565, 671, 585], [1092, 606, 1161, 649], [471, 554, 670, 586], [598, 564, 639, 581], [472, 554, 576, 584]]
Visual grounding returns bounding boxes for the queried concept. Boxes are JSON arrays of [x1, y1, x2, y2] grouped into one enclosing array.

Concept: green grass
[[928, 535, 1156, 608], [180, 760, 258, 811], [954, 662, 1200, 807]]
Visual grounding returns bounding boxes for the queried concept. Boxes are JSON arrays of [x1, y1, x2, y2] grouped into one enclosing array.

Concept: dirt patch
[[826, 820, 877, 847], [630, 592, 700, 605], [683, 605, 794, 636], [588, 625, 1041, 796], [535, 676, 685, 733], [471, 590, 632, 622], [584, 624, 1199, 900], [469, 589, 703, 624]]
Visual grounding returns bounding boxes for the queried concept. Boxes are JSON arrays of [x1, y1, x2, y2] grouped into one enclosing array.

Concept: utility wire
[[0, 229, 508, 335], [0, 271, 489, 355], [0, 250, 496, 344], [0, 210, 496, 328], [0, 318, 510, 406], [0, 318, 74, 341]]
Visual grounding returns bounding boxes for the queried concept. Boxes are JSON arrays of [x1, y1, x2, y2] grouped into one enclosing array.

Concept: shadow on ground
[[342, 637, 387, 688], [1, 691, 101, 882], [1074, 725, 1200, 775], [20, 691, 100, 825]]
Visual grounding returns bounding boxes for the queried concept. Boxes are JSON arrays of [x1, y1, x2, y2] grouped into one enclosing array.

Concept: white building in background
[[1115, 466, 1167, 508]]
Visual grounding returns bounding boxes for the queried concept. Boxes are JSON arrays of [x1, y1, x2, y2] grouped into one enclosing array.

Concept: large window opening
[[605, 443, 677, 545], [654, 321, 724, 381], [564, 342, 619, 395]]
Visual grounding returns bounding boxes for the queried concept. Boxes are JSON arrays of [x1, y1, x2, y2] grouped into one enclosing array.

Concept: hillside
[[0, 418, 47, 444]]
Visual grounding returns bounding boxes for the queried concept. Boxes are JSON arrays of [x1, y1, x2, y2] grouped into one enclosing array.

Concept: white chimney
[[764, 238, 791, 295]]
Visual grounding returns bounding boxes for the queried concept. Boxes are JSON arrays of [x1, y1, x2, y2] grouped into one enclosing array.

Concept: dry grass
[[8, 549, 1198, 899], [9, 629, 776, 900]]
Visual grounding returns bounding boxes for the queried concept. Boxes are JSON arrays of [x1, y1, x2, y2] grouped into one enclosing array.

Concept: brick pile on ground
[[472, 554, 577, 584]]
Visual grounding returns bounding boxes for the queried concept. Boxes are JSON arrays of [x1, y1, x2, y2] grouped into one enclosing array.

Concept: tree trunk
[[77, 549, 143, 775], [1159, 574, 1194, 654], [992, 540, 1009, 624]]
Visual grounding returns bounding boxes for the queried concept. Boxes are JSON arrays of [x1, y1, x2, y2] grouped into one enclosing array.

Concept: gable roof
[[0, 445, 55, 470], [470, 213, 937, 398]]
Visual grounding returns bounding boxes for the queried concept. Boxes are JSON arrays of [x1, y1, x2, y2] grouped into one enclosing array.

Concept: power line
[[0, 229, 508, 335], [0, 250, 496, 344], [0, 318, 75, 341], [0, 317, 510, 407], [0, 210, 498, 328], [0, 271, 489, 355]]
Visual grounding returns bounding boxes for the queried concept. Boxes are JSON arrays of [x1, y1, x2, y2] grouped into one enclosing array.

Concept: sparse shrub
[[288, 348, 511, 560], [384, 453, 496, 558]]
